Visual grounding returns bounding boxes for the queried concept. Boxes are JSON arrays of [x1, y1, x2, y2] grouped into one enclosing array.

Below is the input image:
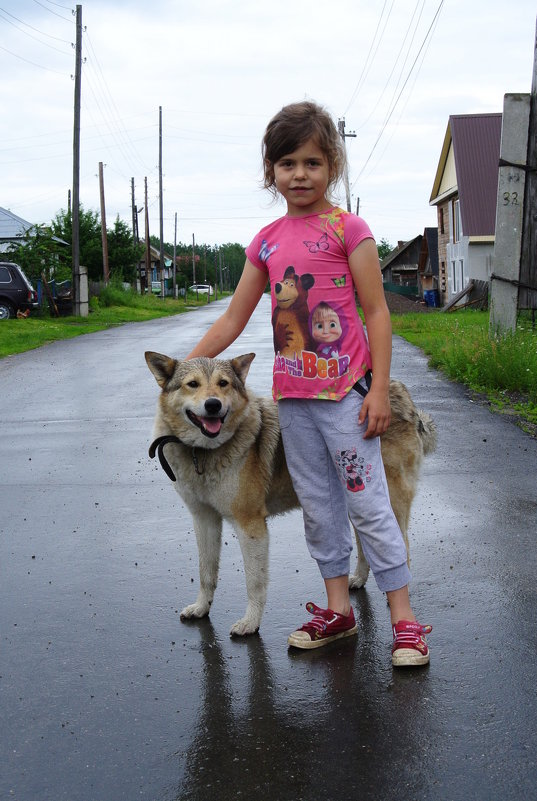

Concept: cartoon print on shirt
[[303, 233, 329, 254], [272, 265, 315, 360], [334, 448, 373, 493], [259, 239, 279, 263], [319, 207, 349, 245], [309, 301, 348, 359], [332, 275, 346, 287]]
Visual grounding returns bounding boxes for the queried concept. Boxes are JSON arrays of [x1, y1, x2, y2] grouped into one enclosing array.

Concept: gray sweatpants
[[278, 388, 411, 593]]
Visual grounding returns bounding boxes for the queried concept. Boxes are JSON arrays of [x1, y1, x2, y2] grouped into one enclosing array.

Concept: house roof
[[0, 207, 34, 240], [380, 235, 422, 272], [0, 206, 68, 250], [429, 114, 502, 237]]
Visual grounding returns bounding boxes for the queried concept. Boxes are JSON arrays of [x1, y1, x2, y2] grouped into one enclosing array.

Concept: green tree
[[108, 216, 144, 283], [7, 225, 70, 285], [51, 206, 103, 282], [377, 238, 393, 261]]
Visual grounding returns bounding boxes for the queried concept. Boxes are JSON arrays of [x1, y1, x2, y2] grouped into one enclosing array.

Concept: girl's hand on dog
[[358, 388, 391, 439]]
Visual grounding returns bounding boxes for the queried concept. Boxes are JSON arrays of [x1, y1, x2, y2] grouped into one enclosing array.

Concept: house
[[429, 113, 502, 306], [380, 235, 422, 293], [0, 207, 37, 253], [418, 227, 439, 298], [0, 206, 68, 256], [138, 242, 199, 294]]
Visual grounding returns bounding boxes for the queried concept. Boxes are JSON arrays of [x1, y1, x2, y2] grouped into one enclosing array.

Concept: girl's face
[[272, 138, 331, 217], [312, 309, 342, 343]]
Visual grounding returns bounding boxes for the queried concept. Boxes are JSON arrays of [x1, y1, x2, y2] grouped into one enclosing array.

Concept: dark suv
[[0, 261, 39, 320]]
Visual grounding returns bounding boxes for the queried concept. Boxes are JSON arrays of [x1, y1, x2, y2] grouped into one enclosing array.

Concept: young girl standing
[[186, 100, 431, 667]]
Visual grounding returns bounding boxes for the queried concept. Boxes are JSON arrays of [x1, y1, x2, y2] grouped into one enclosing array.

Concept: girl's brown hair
[[262, 101, 346, 198]]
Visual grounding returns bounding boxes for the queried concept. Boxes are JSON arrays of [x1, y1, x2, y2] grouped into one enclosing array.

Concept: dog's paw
[[229, 617, 260, 637], [349, 565, 370, 590], [180, 601, 210, 620]]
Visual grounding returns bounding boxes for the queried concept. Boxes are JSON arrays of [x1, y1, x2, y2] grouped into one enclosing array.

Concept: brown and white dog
[[145, 351, 436, 636]]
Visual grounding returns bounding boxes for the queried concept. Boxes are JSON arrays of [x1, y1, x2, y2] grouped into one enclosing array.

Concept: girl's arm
[[348, 238, 392, 439], [185, 259, 268, 359]]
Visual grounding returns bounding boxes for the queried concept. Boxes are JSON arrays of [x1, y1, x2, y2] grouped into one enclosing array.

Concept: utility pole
[[338, 118, 356, 213], [173, 212, 177, 299], [98, 162, 109, 284], [159, 106, 165, 298], [144, 176, 151, 294], [72, 4, 82, 314], [131, 178, 136, 241], [520, 19, 537, 314], [192, 233, 197, 296]]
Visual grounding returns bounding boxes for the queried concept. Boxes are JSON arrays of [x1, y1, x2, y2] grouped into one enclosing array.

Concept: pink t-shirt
[[245, 207, 375, 401]]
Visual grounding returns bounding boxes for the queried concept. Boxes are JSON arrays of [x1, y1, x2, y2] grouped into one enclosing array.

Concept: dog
[[145, 351, 437, 636]]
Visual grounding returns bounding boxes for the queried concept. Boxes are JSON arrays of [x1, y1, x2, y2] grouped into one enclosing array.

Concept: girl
[[186, 100, 431, 667]]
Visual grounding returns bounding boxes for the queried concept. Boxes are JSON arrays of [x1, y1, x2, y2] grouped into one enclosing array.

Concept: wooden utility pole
[[159, 106, 165, 298], [192, 233, 197, 294], [131, 177, 136, 241], [173, 212, 177, 299], [98, 162, 109, 284], [144, 176, 151, 293], [72, 4, 82, 313], [520, 20, 537, 312], [338, 118, 356, 212]]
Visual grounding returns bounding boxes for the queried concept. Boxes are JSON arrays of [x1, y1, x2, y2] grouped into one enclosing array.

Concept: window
[[0, 266, 12, 284], [451, 260, 465, 294], [452, 199, 461, 243], [439, 207, 445, 235], [451, 260, 458, 293]]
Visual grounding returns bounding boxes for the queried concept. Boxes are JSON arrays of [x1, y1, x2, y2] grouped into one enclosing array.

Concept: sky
[[1, 0, 536, 251]]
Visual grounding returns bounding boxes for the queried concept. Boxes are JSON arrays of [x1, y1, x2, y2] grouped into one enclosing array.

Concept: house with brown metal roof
[[429, 113, 502, 306]]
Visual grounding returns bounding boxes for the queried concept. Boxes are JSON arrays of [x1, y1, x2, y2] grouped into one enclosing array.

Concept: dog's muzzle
[[186, 397, 227, 438]]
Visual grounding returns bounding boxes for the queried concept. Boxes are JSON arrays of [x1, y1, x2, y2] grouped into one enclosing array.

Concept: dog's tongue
[[202, 417, 222, 434]]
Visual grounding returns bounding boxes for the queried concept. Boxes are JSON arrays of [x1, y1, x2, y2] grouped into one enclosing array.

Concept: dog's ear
[[230, 353, 256, 385], [145, 351, 177, 388]]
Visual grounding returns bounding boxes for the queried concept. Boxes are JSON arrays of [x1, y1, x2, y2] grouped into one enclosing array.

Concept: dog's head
[[145, 351, 255, 449]]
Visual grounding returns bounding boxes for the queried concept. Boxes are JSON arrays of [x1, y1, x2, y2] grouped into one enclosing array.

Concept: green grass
[[391, 309, 537, 433], [0, 287, 224, 358]]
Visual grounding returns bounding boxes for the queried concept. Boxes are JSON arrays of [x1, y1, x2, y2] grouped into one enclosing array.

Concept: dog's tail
[[417, 411, 437, 455]]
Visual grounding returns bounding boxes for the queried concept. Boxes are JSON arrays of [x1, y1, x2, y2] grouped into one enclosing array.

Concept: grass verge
[[0, 289, 223, 359], [391, 309, 537, 436]]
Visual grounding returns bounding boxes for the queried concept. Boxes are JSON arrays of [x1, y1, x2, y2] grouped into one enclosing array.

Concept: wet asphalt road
[[1, 294, 536, 801]]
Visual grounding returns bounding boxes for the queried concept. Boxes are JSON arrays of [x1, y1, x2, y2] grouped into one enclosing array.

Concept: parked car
[[189, 284, 214, 295], [0, 261, 39, 320]]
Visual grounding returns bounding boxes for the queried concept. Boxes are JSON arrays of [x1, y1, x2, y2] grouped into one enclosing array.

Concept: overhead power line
[[32, 0, 73, 22], [0, 42, 67, 73], [351, 0, 445, 190], [343, 0, 394, 117], [0, 4, 72, 40], [0, 8, 72, 54]]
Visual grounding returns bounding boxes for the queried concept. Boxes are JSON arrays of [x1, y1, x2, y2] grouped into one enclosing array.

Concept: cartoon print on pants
[[335, 448, 373, 493]]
